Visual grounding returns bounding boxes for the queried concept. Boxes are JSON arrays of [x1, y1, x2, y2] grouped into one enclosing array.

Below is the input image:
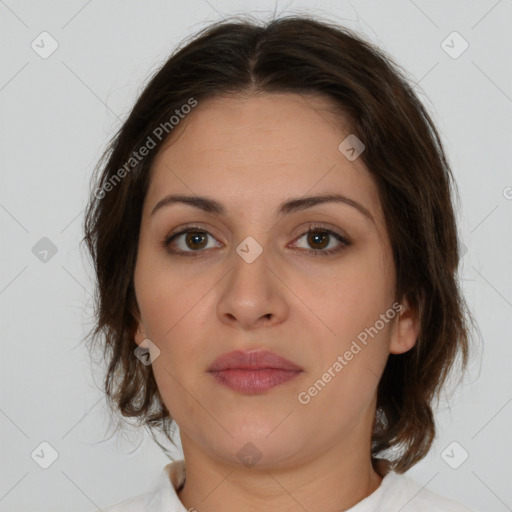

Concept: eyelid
[[166, 222, 220, 239], [291, 222, 350, 243], [165, 221, 349, 240]]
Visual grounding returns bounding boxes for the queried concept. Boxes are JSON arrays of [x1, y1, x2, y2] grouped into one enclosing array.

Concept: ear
[[389, 296, 420, 355]]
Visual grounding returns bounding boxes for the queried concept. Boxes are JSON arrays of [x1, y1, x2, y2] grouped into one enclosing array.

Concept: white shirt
[[96, 459, 476, 512]]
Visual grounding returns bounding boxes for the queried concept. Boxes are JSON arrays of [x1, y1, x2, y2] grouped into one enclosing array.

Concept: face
[[133, 93, 417, 469]]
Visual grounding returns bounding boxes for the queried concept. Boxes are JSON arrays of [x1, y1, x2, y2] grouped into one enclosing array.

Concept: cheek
[[297, 323, 391, 428], [299, 254, 393, 346], [134, 259, 211, 401], [135, 253, 215, 342], [295, 252, 394, 404]]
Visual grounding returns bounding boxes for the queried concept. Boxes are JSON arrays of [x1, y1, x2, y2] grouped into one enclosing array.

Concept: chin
[[207, 427, 306, 470]]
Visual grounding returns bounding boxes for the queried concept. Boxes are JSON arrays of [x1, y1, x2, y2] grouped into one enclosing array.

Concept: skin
[[133, 93, 419, 512]]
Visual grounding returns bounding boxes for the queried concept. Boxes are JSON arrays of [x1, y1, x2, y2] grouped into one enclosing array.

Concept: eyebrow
[[150, 193, 375, 224]]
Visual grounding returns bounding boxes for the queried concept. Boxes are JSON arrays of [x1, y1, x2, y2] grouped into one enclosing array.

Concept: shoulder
[[381, 472, 476, 512], [91, 460, 184, 512]]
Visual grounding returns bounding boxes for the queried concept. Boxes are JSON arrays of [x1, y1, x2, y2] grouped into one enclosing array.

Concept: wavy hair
[[83, 14, 477, 474]]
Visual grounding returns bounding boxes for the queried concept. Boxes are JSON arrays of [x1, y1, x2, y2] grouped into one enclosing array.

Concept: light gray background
[[1, 1, 511, 511]]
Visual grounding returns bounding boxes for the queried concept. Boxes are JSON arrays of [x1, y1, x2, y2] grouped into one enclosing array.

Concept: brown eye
[[164, 226, 221, 256], [291, 226, 350, 257], [184, 231, 208, 250], [307, 230, 330, 250]]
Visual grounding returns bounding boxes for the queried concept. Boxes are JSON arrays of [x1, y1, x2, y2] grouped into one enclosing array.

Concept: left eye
[[291, 228, 349, 255]]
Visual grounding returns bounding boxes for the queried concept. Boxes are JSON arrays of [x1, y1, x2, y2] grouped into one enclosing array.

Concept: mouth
[[207, 349, 303, 394], [209, 368, 302, 393]]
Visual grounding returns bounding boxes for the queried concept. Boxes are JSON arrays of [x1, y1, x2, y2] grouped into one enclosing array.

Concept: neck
[[177, 441, 383, 512]]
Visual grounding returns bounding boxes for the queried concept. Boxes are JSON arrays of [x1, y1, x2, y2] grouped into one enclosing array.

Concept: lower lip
[[209, 369, 302, 393]]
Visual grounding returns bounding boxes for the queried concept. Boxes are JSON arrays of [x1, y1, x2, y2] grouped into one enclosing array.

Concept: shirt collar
[[147, 459, 188, 511], [151, 458, 396, 512]]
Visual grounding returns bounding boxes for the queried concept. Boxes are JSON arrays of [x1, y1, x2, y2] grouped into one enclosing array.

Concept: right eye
[[163, 226, 222, 256]]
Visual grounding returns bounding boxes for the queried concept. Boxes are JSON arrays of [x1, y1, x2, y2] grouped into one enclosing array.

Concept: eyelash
[[162, 224, 351, 258]]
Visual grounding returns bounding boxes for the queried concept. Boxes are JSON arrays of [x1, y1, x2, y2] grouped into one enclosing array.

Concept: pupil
[[187, 231, 206, 250], [309, 231, 327, 249]]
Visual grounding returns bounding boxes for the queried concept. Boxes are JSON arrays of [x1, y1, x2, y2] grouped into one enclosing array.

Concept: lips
[[207, 349, 303, 372], [207, 350, 303, 394]]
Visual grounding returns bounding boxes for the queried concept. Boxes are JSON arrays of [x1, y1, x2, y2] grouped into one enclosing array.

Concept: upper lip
[[208, 350, 303, 372]]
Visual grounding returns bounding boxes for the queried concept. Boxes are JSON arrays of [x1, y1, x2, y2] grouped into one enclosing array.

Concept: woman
[[84, 14, 477, 512]]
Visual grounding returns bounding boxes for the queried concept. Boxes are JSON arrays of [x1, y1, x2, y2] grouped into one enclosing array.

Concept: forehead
[[145, 93, 383, 227], [152, 92, 351, 168]]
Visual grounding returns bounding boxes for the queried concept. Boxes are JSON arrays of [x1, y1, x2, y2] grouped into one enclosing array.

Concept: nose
[[216, 242, 289, 331]]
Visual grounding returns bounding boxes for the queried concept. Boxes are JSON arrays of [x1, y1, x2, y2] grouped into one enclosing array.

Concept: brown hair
[[82, 14, 477, 474]]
